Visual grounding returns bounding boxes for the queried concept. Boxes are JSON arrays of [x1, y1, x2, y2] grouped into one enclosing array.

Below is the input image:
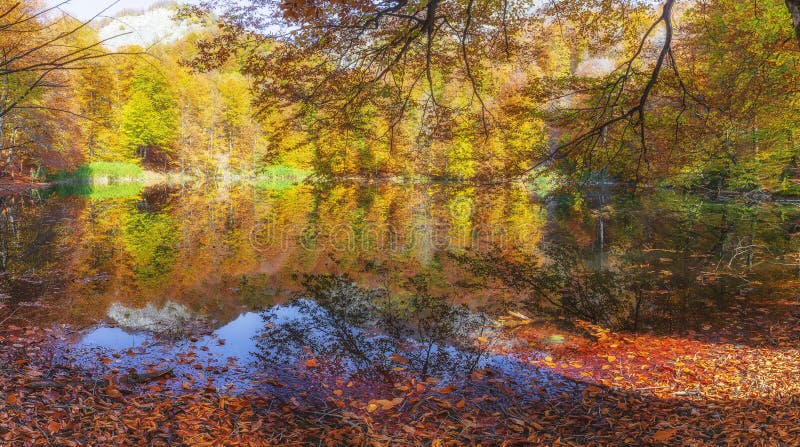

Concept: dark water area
[[1, 182, 799, 395]]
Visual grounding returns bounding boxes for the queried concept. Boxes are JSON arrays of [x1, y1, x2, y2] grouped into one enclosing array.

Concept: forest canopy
[[186, 0, 800, 186], [0, 0, 799, 190]]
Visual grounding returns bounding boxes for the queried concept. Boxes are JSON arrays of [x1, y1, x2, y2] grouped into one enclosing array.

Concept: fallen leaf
[[652, 428, 677, 442], [390, 354, 409, 364], [46, 420, 60, 434], [372, 398, 403, 410]]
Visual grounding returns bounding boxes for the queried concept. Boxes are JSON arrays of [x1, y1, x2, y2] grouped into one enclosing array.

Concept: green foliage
[[254, 165, 311, 190], [52, 182, 145, 200], [118, 63, 180, 157], [657, 0, 800, 193], [123, 211, 178, 285]]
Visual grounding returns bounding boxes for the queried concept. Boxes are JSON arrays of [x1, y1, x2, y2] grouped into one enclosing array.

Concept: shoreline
[[5, 175, 800, 203], [0, 177, 49, 196]]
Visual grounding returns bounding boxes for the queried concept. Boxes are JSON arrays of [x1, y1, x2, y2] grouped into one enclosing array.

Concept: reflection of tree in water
[[0, 195, 73, 302], [453, 240, 759, 334], [451, 246, 632, 330], [136, 185, 179, 213], [254, 274, 492, 382], [451, 194, 797, 332], [123, 210, 178, 285], [120, 186, 182, 286]]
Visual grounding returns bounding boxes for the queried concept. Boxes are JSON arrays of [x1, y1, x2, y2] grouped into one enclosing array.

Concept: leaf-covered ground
[[1, 300, 800, 446]]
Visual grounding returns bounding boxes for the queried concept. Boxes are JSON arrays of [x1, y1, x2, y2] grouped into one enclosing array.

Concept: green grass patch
[[254, 165, 311, 190], [51, 182, 145, 200], [775, 183, 800, 197], [54, 162, 145, 182]]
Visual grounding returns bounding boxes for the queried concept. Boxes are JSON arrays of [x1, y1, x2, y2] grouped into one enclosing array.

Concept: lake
[[1, 181, 799, 396]]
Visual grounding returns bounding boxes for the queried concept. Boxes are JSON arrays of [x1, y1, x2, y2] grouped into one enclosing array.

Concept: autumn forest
[[1, 0, 800, 445]]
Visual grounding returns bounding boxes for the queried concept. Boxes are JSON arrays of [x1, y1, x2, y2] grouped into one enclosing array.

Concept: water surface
[[1, 182, 799, 393]]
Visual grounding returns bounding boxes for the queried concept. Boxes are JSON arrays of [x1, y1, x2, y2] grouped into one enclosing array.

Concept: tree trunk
[[788, 0, 800, 45]]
